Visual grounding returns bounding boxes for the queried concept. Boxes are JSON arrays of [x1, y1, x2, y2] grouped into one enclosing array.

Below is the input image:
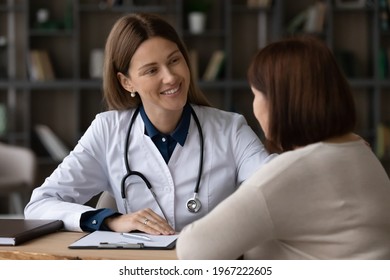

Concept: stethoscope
[[121, 105, 204, 220]]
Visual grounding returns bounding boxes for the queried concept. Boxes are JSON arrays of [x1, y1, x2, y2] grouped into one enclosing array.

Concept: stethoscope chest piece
[[186, 193, 202, 213]]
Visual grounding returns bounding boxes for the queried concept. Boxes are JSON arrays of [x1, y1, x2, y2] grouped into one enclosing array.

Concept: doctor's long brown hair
[[103, 13, 211, 110], [248, 36, 356, 152]]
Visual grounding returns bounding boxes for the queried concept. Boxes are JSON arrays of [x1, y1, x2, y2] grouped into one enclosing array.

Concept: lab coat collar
[[139, 103, 191, 147]]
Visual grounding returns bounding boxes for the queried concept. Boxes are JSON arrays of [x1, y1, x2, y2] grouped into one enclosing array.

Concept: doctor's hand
[[104, 208, 175, 235]]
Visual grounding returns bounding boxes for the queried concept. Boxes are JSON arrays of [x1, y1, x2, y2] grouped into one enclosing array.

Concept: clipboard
[[68, 230, 178, 250]]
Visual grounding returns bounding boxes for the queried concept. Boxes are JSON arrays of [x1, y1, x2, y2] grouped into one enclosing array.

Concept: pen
[[99, 242, 144, 249], [121, 232, 152, 241]]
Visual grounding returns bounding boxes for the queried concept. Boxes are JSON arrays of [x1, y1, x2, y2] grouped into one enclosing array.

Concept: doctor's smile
[[160, 85, 181, 96]]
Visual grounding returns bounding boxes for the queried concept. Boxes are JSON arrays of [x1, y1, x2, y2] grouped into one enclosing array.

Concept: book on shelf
[[39, 50, 55, 80], [0, 219, 63, 246], [287, 1, 327, 34], [0, 103, 6, 136], [376, 122, 390, 159], [286, 9, 307, 34], [27, 49, 55, 81], [34, 124, 70, 161], [304, 1, 327, 34], [202, 50, 225, 81], [27, 50, 40, 81]]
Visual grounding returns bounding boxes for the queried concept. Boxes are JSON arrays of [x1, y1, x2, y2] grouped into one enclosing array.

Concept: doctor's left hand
[[104, 208, 175, 235]]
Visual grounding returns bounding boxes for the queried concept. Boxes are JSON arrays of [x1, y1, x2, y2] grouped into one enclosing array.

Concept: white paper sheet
[[69, 231, 178, 249]]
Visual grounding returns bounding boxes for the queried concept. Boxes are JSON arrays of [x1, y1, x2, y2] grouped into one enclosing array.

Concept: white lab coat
[[25, 105, 274, 231]]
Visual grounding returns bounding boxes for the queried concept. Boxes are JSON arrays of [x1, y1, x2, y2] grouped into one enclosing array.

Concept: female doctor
[[24, 13, 274, 234]]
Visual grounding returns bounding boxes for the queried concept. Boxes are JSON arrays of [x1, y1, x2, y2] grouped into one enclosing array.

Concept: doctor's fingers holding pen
[[104, 208, 175, 235]]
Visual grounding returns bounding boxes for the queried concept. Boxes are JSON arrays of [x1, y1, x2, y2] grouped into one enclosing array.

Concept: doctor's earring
[[130, 92, 136, 98]]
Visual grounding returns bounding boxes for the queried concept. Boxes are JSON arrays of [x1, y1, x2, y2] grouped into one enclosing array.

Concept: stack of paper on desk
[[69, 231, 178, 250]]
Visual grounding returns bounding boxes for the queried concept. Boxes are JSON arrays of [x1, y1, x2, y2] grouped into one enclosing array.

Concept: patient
[[176, 36, 390, 259]]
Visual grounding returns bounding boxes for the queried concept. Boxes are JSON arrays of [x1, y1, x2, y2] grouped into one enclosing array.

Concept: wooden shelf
[[1, 0, 389, 176]]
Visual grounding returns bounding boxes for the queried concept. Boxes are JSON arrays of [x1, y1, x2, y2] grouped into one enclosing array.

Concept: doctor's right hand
[[104, 208, 175, 235]]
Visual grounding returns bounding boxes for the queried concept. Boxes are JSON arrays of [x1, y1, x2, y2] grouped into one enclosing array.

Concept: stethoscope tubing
[[121, 104, 204, 215]]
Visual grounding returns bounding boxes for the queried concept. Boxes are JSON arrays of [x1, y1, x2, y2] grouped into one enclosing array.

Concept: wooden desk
[[0, 231, 178, 260]]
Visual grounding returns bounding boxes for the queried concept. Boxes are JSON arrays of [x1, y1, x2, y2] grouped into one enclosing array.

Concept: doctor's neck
[[144, 107, 183, 134]]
